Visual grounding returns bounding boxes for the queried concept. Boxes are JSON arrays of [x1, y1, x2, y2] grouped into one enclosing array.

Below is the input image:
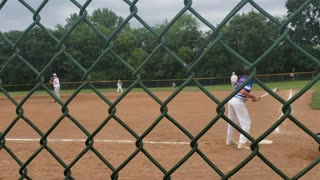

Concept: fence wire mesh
[[0, 0, 319, 179]]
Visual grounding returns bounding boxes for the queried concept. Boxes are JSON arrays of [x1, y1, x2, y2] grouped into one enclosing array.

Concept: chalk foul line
[[274, 89, 293, 134]]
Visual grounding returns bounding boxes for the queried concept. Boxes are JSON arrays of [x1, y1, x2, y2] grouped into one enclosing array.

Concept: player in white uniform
[[172, 82, 176, 88], [117, 80, 123, 93], [226, 67, 260, 150], [51, 73, 60, 102], [230, 72, 238, 90]]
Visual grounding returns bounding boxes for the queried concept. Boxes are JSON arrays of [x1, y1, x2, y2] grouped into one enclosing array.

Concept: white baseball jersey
[[53, 77, 60, 88]]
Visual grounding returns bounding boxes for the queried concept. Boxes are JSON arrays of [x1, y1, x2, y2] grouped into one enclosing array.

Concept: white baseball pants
[[226, 97, 251, 144], [54, 86, 60, 99], [231, 81, 237, 90], [117, 86, 123, 93]]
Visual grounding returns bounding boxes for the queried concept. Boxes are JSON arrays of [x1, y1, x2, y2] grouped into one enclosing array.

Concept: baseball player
[[230, 72, 238, 90], [226, 66, 260, 150], [172, 82, 177, 88], [50, 73, 60, 102], [117, 80, 123, 93], [49, 75, 54, 90]]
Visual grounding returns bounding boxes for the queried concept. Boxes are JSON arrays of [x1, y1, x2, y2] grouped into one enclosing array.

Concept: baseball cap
[[53, 73, 57, 76]]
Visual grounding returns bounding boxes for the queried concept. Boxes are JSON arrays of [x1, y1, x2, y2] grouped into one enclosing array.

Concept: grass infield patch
[[310, 90, 320, 109]]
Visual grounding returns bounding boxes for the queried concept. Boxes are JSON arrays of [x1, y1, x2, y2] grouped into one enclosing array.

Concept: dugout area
[[0, 90, 319, 179]]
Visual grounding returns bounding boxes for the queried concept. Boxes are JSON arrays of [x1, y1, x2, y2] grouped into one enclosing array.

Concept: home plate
[[259, 139, 273, 144]]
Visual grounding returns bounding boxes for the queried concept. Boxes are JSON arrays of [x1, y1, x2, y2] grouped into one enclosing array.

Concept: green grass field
[[311, 90, 320, 109], [1, 80, 319, 109], [1, 80, 319, 96], [162, 80, 319, 91]]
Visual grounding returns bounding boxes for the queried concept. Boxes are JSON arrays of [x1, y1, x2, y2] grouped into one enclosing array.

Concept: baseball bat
[[260, 88, 278, 98]]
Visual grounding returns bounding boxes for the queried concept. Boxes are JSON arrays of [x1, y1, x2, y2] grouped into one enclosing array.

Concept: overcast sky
[[0, 0, 288, 32]]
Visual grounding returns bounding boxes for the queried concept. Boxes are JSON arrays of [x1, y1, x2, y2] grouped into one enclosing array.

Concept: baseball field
[[0, 87, 319, 179]]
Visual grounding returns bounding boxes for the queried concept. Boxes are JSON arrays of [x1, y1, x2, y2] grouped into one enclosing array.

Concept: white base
[[259, 139, 273, 144], [273, 127, 281, 134], [232, 139, 273, 145]]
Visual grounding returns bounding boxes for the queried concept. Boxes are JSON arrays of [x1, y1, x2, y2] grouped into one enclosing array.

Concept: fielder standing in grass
[[226, 66, 260, 150], [230, 72, 238, 90], [50, 73, 60, 102], [117, 80, 123, 93]]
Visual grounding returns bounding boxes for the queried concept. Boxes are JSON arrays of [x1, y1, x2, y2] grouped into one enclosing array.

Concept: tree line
[[0, 0, 319, 85]]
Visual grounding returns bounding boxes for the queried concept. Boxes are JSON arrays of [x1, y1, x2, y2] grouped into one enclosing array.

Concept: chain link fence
[[0, 0, 319, 179], [1, 71, 317, 91]]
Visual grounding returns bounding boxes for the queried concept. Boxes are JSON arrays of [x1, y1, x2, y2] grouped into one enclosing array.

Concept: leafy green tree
[[148, 13, 203, 79], [0, 29, 58, 85], [128, 48, 148, 74], [3, 6, 319, 87], [90, 8, 124, 30], [286, 0, 320, 47], [219, 11, 283, 74], [285, 0, 320, 71], [55, 8, 130, 81]]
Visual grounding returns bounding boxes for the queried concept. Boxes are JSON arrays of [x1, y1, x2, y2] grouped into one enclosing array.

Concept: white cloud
[[0, 0, 287, 32]]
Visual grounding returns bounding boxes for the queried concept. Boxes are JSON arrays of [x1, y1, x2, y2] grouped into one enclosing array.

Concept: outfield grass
[[1, 80, 319, 96], [152, 80, 319, 91], [310, 90, 320, 109]]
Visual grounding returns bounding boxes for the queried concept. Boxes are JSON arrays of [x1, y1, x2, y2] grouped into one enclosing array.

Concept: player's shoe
[[237, 143, 250, 150], [226, 140, 234, 146]]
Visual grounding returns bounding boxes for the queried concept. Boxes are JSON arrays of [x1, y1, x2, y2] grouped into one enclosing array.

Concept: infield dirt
[[0, 90, 319, 179]]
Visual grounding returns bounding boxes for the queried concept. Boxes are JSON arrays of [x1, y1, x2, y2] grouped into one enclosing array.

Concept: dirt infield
[[0, 90, 319, 179]]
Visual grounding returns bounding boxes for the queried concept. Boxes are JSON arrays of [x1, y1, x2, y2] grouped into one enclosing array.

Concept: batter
[[226, 66, 260, 150]]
